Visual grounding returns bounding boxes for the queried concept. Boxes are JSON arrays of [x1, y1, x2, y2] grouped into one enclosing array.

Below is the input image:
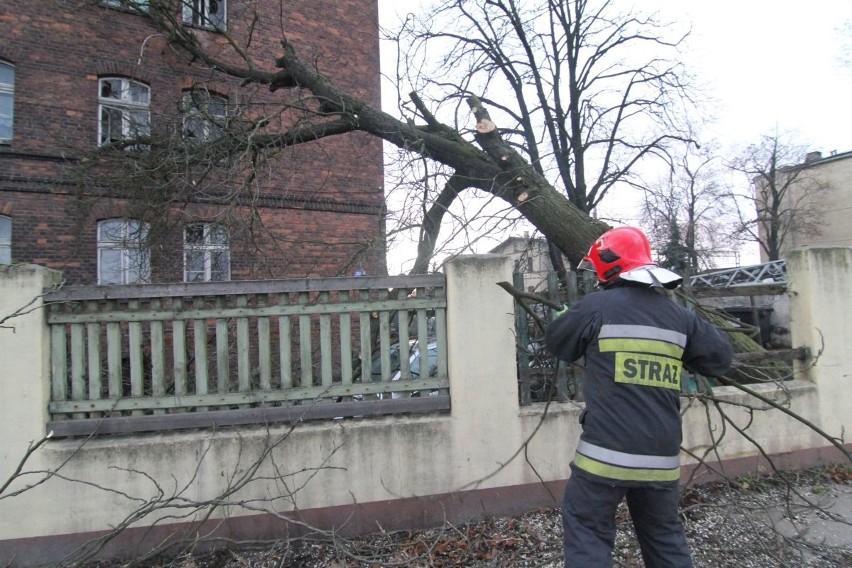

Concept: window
[[184, 223, 230, 282], [0, 61, 13, 143], [101, 0, 149, 10], [182, 90, 228, 142], [98, 77, 150, 149], [0, 216, 11, 264], [183, 0, 226, 29], [97, 219, 151, 284]]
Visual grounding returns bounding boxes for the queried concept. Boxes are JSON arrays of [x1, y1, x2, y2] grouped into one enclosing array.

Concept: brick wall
[[0, 0, 386, 283]]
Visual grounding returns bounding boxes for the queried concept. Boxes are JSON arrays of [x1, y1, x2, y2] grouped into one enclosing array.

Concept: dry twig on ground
[[83, 465, 850, 568]]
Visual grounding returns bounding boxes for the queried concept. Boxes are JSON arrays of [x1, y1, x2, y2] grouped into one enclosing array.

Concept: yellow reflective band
[[599, 338, 684, 358], [613, 352, 682, 390], [574, 453, 681, 482]]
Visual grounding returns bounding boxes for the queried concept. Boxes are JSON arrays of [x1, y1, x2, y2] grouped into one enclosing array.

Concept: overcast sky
[[668, 0, 852, 155]]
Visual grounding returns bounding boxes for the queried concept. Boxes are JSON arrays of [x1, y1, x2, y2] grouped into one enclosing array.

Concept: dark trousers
[[561, 472, 693, 568]]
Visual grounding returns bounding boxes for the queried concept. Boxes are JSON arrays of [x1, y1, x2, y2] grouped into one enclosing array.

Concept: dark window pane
[[100, 106, 123, 143], [185, 225, 205, 245], [128, 81, 149, 105], [100, 79, 120, 100], [211, 250, 230, 280], [209, 224, 228, 244]]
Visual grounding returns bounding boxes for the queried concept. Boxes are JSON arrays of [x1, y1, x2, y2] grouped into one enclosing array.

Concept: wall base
[[3, 444, 849, 567]]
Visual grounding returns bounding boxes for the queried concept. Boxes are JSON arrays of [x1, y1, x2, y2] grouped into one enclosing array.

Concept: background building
[[0, 0, 385, 284], [775, 149, 852, 256], [489, 233, 564, 293]]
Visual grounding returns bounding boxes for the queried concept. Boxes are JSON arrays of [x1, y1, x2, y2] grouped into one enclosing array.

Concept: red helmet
[[579, 227, 654, 283]]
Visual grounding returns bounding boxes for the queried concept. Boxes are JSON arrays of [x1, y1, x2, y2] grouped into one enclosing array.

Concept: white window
[[0, 61, 13, 143], [183, 0, 226, 29], [182, 90, 228, 141], [97, 219, 151, 285], [98, 77, 150, 149], [101, 0, 149, 10], [0, 216, 11, 264], [184, 223, 230, 282]]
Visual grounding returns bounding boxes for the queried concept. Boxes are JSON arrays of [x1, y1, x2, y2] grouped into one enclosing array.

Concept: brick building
[[0, 0, 386, 284]]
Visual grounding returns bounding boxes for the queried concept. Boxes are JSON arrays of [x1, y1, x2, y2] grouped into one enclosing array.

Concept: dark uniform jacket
[[545, 281, 733, 485]]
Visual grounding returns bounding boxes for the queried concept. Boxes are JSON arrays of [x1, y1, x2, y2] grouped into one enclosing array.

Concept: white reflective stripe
[[599, 324, 686, 347], [577, 440, 680, 470]]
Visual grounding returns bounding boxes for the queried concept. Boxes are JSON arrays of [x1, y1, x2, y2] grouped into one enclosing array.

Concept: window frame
[[97, 218, 151, 285], [0, 215, 11, 265], [183, 223, 231, 283], [0, 61, 14, 144], [182, 0, 227, 30], [98, 77, 151, 150]]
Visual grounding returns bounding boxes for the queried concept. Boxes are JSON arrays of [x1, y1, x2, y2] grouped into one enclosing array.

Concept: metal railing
[[44, 275, 448, 436], [690, 260, 787, 288], [513, 271, 582, 405]]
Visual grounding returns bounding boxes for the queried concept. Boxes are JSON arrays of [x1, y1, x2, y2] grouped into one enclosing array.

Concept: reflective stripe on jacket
[[574, 440, 681, 482]]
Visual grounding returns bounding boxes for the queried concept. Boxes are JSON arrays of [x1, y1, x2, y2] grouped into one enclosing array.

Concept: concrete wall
[[1, 251, 850, 566]]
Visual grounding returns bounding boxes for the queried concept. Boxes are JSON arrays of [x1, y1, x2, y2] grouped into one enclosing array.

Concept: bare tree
[[385, 0, 700, 278], [728, 132, 827, 262], [641, 143, 739, 274], [393, 0, 697, 215]]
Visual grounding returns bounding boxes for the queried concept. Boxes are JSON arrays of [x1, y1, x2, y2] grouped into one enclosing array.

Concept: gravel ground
[[95, 465, 851, 568]]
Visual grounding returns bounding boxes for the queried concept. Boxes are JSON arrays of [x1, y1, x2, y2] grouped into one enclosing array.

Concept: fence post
[[0, 265, 63, 465], [513, 272, 531, 405], [445, 254, 518, 422]]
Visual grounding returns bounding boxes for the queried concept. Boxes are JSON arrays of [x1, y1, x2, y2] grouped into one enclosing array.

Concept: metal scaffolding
[[690, 260, 787, 288]]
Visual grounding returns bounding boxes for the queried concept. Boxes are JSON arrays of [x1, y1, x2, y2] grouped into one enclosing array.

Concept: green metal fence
[[513, 271, 583, 405]]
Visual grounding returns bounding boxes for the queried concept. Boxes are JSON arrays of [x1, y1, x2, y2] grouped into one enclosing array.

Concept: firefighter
[[545, 226, 733, 568]]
